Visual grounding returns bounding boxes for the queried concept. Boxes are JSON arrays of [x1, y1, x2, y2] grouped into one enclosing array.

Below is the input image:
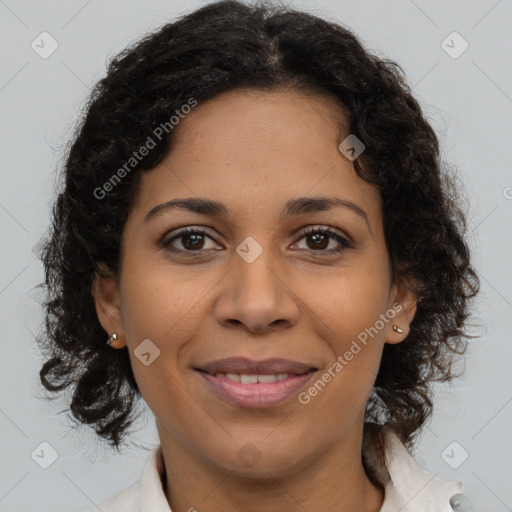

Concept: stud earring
[[107, 333, 117, 346], [393, 325, 404, 334]]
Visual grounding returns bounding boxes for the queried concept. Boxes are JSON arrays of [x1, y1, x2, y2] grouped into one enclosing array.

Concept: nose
[[214, 244, 300, 334]]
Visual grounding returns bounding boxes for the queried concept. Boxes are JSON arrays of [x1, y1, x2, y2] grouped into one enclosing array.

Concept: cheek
[[120, 278, 192, 420], [303, 264, 391, 344], [118, 252, 223, 397], [299, 266, 389, 399], [120, 253, 199, 342], [117, 257, 187, 393]]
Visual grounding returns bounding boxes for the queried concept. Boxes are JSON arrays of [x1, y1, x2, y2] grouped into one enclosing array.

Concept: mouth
[[194, 356, 318, 376], [193, 357, 318, 408]]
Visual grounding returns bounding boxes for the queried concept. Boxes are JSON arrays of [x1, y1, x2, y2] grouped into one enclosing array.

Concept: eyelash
[[161, 226, 353, 257]]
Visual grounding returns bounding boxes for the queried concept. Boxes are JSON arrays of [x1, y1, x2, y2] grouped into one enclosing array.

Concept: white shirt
[[84, 429, 465, 511]]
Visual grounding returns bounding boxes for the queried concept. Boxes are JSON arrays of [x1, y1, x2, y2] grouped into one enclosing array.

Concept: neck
[[157, 421, 385, 512]]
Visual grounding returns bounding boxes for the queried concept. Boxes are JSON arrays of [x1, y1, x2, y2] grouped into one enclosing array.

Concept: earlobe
[[386, 277, 418, 345], [91, 266, 126, 348]]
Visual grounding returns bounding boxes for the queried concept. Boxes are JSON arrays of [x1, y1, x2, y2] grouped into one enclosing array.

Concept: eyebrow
[[144, 196, 371, 232]]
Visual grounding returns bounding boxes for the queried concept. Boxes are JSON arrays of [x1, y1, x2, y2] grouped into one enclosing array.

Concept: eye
[[161, 225, 353, 256], [292, 226, 353, 255], [161, 227, 221, 254]]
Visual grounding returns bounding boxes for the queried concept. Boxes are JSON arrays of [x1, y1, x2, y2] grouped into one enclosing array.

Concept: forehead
[[130, 88, 382, 228], [174, 88, 349, 156]]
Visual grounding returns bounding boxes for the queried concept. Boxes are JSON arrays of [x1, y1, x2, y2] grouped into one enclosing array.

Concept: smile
[[195, 369, 317, 408]]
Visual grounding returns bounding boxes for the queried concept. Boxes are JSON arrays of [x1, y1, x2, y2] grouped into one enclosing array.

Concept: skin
[[92, 88, 417, 512]]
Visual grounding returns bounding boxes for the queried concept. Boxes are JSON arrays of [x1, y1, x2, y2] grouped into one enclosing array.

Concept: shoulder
[[371, 427, 466, 512], [81, 445, 169, 512]]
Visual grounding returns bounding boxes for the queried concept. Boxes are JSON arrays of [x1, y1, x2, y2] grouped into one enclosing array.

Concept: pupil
[[309, 233, 327, 250], [184, 234, 203, 250]]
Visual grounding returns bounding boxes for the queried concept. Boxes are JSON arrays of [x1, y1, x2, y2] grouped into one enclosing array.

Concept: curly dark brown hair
[[35, 0, 480, 459]]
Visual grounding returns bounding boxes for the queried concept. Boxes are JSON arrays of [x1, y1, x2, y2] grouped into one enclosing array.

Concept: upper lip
[[195, 357, 318, 375]]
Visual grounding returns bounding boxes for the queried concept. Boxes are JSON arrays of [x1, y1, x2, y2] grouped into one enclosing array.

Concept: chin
[[203, 437, 311, 478]]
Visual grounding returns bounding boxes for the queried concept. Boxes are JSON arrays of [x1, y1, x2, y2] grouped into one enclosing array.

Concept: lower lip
[[196, 370, 317, 408]]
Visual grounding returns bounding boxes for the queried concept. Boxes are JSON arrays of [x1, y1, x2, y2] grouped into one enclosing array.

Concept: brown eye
[[162, 227, 220, 254], [294, 227, 352, 254]]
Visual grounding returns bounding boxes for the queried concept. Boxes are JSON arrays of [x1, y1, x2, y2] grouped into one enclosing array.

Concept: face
[[93, 88, 416, 477]]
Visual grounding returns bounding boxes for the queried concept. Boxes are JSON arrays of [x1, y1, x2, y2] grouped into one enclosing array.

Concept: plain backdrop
[[0, 0, 511, 511]]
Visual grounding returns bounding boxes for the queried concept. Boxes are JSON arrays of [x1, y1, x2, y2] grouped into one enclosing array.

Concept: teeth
[[240, 374, 258, 384], [258, 374, 279, 383], [214, 373, 291, 383]]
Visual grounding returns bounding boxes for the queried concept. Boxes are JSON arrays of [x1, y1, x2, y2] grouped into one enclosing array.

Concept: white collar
[[377, 430, 462, 511], [129, 429, 462, 511]]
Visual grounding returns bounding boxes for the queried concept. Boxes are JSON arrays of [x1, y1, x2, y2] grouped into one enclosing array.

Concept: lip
[[195, 369, 318, 408], [195, 357, 317, 375]]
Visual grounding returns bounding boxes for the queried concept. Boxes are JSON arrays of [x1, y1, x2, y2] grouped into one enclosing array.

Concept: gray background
[[0, 0, 511, 510]]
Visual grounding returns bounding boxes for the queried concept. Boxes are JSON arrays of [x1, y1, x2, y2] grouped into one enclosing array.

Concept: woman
[[36, 1, 480, 511]]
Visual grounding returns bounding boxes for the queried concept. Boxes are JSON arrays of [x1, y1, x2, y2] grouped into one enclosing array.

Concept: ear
[[90, 264, 127, 349], [384, 275, 418, 345]]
